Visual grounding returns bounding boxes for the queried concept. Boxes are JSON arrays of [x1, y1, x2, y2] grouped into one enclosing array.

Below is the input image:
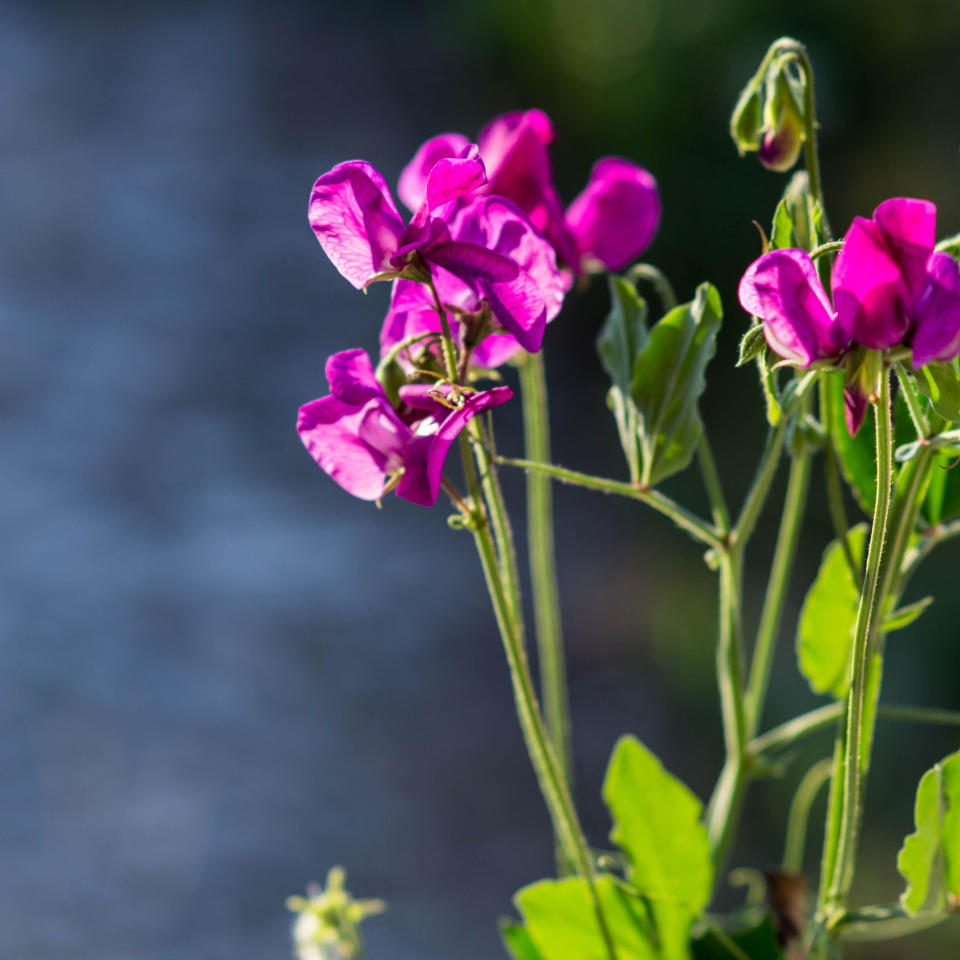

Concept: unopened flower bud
[[730, 83, 763, 156], [758, 68, 806, 173]]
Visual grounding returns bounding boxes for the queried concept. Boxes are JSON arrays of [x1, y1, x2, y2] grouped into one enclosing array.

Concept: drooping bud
[[758, 65, 806, 173], [730, 82, 764, 156]]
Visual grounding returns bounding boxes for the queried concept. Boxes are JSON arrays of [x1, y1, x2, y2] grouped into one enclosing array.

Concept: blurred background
[[3, 0, 960, 957]]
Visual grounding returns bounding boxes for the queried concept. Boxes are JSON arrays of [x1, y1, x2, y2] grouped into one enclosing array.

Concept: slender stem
[[784, 758, 834, 873], [698, 432, 731, 534], [895, 363, 930, 439], [706, 552, 747, 871], [810, 240, 843, 261], [495, 456, 723, 551], [835, 904, 947, 941], [461, 450, 618, 960], [732, 418, 787, 550], [878, 704, 960, 726], [627, 262, 678, 312], [821, 377, 861, 587], [744, 441, 811, 735], [519, 352, 574, 875], [901, 517, 960, 584], [826, 368, 893, 913], [751, 703, 842, 756]]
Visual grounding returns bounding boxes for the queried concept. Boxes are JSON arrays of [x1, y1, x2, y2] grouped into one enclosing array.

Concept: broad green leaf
[[691, 917, 781, 960], [917, 362, 960, 423], [883, 596, 934, 632], [604, 736, 712, 960], [515, 877, 656, 960], [924, 451, 960, 524], [500, 919, 545, 960], [598, 276, 648, 481], [826, 371, 876, 514], [797, 526, 867, 699], [633, 284, 722, 487], [897, 749, 960, 915]]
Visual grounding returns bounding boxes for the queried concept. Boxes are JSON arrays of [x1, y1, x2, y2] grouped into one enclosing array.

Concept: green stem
[[462, 451, 618, 960], [751, 703, 843, 756], [825, 368, 893, 914], [698, 432, 731, 534], [900, 517, 960, 584], [744, 441, 811, 735], [705, 552, 747, 870], [495, 457, 723, 551], [784, 758, 834, 873], [895, 362, 930, 439], [835, 904, 947, 941], [627, 263, 678, 312], [732, 419, 787, 550], [520, 352, 574, 875]]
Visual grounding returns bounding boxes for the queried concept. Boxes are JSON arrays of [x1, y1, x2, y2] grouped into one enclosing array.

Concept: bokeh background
[[3, 1, 960, 957]]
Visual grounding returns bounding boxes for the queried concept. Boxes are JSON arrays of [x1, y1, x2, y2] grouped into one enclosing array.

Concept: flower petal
[[874, 197, 936, 300], [843, 383, 869, 437], [476, 109, 578, 267], [738, 249, 842, 366], [564, 157, 661, 272], [308, 161, 407, 289], [912, 252, 960, 366], [297, 395, 408, 500], [832, 216, 911, 350], [423, 145, 486, 213], [325, 348, 384, 405], [396, 386, 514, 506], [398, 133, 471, 213]]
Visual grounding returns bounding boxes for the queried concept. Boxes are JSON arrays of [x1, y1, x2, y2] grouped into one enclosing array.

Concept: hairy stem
[[825, 368, 893, 914]]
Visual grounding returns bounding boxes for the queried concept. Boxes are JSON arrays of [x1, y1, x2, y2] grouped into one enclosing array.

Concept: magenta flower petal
[[422, 146, 486, 213], [426, 240, 546, 352], [396, 386, 514, 506], [912, 252, 960, 366], [380, 280, 443, 369], [564, 157, 661, 272], [398, 133, 471, 213], [297, 395, 408, 500], [448, 196, 570, 324], [738, 249, 844, 366], [472, 333, 525, 368], [874, 197, 936, 300], [832, 216, 911, 350], [325, 348, 384, 405], [308, 161, 407, 289]]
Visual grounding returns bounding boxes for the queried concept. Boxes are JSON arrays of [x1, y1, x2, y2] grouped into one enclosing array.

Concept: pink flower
[[380, 195, 570, 369], [297, 349, 512, 506], [738, 197, 960, 434], [399, 110, 661, 274], [309, 151, 559, 353]]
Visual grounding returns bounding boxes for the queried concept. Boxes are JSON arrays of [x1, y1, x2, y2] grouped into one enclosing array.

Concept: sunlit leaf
[[898, 750, 960, 915]]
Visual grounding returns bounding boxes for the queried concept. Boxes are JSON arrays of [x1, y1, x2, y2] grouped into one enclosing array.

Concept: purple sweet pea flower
[[832, 198, 960, 367], [738, 249, 849, 367], [380, 195, 570, 367], [297, 349, 512, 507], [310, 151, 559, 353], [399, 110, 661, 274], [564, 157, 662, 273]]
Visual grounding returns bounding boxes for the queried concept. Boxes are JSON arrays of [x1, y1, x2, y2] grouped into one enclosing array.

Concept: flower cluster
[[739, 197, 960, 433], [299, 110, 661, 505]]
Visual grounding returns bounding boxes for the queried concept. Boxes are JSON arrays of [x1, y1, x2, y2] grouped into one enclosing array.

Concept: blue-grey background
[[2, 1, 959, 957]]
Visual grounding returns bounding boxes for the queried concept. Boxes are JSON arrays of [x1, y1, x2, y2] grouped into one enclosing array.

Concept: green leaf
[[598, 276, 648, 481], [924, 452, 960, 524], [797, 526, 867, 699], [897, 749, 960, 915], [935, 232, 960, 260], [917, 362, 960, 423], [500, 919, 545, 960], [633, 283, 722, 487], [826, 371, 876, 514], [883, 596, 934, 632], [515, 877, 656, 960], [691, 917, 782, 960], [604, 736, 712, 960], [769, 171, 820, 253]]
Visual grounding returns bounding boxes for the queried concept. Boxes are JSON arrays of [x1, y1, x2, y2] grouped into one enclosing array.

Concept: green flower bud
[[730, 82, 763, 156], [758, 68, 806, 173]]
